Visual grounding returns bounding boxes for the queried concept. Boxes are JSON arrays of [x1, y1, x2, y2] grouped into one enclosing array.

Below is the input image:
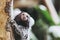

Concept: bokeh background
[[14, 0, 60, 40]]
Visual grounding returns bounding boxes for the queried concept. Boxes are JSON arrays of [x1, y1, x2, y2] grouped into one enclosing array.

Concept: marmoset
[[10, 8, 35, 40]]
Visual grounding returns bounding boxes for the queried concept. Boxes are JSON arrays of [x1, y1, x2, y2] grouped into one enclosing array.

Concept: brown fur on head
[[14, 12, 30, 28]]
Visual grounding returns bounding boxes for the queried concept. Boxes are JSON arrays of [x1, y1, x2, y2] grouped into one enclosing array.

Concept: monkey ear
[[29, 17, 35, 28], [12, 8, 21, 20]]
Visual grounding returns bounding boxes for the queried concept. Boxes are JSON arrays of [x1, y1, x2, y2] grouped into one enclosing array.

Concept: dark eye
[[22, 14, 24, 15], [26, 16, 28, 17]]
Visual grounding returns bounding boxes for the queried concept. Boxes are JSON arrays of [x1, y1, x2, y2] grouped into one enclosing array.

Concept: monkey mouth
[[23, 18, 27, 21]]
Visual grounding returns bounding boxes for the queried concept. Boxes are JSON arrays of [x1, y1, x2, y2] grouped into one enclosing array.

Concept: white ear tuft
[[29, 17, 35, 28], [12, 8, 21, 20]]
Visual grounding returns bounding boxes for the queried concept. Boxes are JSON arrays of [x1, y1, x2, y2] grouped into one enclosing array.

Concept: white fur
[[12, 8, 21, 20], [12, 8, 35, 40]]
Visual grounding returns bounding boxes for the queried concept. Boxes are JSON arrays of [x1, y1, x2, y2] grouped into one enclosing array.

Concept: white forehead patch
[[22, 12, 30, 17]]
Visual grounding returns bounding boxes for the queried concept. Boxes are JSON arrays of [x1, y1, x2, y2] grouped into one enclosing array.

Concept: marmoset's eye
[[22, 14, 24, 15], [26, 16, 28, 17]]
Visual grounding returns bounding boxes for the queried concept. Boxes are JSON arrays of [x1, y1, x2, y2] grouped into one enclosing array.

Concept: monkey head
[[20, 12, 30, 21], [14, 11, 30, 27], [13, 8, 35, 27]]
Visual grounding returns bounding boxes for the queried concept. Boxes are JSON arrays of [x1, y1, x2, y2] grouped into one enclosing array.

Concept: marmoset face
[[20, 12, 30, 21]]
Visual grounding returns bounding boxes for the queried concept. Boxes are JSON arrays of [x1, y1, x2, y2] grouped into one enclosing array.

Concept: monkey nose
[[23, 16, 25, 18], [23, 17, 27, 20], [23, 17, 26, 19]]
